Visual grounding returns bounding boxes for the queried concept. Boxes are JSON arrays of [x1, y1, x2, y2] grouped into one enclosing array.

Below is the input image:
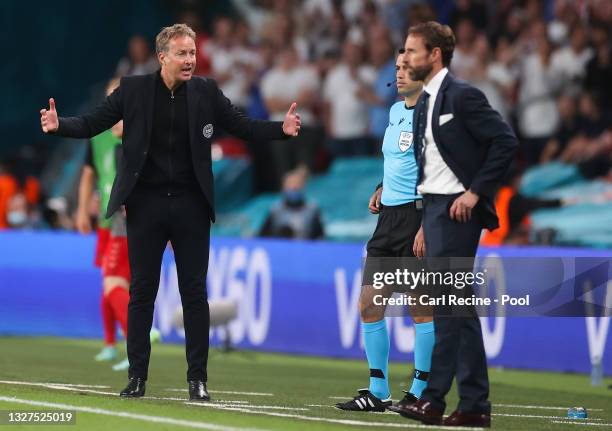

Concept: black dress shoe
[[399, 399, 443, 425], [188, 380, 210, 401], [119, 377, 146, 398], [387, 391, 418, 413], [443, 409, 491, 427]]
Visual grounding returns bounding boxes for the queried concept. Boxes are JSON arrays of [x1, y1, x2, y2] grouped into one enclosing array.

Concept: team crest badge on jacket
[[203, 123, 214, 139]]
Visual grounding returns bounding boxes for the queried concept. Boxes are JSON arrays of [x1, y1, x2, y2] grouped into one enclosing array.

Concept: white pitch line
[[315, 406, 606, 421], [0, 381, 250, 405], [552, 420, 612, 427], [51, 383, 112, 389], [197, 404, 485, 430], [186, 403, 309, 411], [329, 397, 607, 415], [0, 381, 119, 396], [0, 380, 110, 390], [167, 389, 273, 397], [307, 404, 340, 408], [493, 413, 602, 421], [0, 396, 264, 431], [212, 391, 274, 397], [6, 380, 605, 427], [0, 380, 110, 389], [495, 403, 604, 412]]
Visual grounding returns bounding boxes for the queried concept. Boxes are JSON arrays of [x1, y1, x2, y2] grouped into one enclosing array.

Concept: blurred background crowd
[[2, 0, 611, 246]]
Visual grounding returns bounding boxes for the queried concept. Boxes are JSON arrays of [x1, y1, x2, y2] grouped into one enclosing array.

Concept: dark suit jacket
[[414, 72, 518, 230], [55, 72, 288, 222]]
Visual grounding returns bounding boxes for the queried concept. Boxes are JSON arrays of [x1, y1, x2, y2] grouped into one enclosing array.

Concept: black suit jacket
[[414, 72, 518, 230], [56, 72, 288, 222]]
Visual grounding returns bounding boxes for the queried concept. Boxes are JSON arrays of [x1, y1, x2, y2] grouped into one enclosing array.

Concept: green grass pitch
[[0, 337, 610, 430]]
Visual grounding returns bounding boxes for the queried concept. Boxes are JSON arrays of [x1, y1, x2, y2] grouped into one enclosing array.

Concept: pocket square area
[[439, 113, 454, 125]]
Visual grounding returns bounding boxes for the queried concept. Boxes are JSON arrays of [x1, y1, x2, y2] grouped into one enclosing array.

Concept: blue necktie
[[416, 91, 430, 190], [417, 90, 430, 159]]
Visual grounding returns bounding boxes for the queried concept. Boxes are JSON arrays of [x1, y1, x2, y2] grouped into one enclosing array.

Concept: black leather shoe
[[399, 399, 443, 425], [119, 377, 146, 398], [188, 380, 210, 401], [443, 409, 491, 427], [387, 391, 418, 413]]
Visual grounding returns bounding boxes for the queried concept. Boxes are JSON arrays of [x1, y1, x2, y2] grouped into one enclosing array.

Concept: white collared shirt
[[417, 67, 466, 195]]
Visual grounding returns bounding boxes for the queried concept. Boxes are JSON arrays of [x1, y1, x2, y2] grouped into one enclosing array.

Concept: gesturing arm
[[40, 85, 124, 139], [213, 80, 300, 141]]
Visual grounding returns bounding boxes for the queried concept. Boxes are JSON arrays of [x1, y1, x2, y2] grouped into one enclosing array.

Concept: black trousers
[[125, 185, 211, 382], [420, 193, 490, 414]]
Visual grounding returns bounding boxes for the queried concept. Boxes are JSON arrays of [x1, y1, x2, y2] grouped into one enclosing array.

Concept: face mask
[[284, 190, 304, 206], [7, 211, 27, 227]]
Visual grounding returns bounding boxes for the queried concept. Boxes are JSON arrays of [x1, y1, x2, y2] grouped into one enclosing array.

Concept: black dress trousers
[[420, 193, 491, 415], [125, 185, 211, 382]]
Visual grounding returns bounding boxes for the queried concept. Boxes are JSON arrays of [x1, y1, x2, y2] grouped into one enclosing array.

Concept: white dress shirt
[[417, 67, 466, 195]]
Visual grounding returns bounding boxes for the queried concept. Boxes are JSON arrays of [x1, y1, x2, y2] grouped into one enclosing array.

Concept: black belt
[[381, 199, 423, 211]]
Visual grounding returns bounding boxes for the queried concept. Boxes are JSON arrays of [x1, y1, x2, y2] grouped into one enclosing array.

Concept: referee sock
[[362, 319, 390, 400], [409, 321, 435, 398]]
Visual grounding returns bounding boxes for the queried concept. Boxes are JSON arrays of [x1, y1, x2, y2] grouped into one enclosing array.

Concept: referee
[[335, 50, 434, 413]]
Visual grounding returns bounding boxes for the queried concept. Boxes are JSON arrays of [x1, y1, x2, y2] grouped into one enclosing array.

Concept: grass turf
[[0, 336, 610, 430]]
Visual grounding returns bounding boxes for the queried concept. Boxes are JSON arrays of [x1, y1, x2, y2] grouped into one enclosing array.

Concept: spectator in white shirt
[[450, 19, 478, 81], [487, 36, 518, 106], [468, 34, 510, 122], [518, 34, 561, 164], [261, 45, 322, 187], [550, 25, 594, 96], [207, 17, 262, 110], [323, 39, 375, 156]]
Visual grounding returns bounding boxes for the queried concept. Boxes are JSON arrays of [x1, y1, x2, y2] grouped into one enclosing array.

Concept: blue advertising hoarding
[[0, 231, 610, 375]]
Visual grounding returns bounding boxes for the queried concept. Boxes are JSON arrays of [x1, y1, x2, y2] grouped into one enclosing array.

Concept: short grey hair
[[155, 23, 196, 56]]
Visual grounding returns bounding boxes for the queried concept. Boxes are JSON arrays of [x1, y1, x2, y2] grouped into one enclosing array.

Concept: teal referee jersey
[[381, 101, 421, 206]]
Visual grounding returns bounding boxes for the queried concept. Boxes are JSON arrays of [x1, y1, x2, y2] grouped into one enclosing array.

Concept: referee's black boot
[[119, 377, 146, 398], [188, 380, 210, 402]]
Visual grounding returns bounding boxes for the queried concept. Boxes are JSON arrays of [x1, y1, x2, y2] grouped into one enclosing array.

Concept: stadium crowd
[[2, 0, 611, 244]]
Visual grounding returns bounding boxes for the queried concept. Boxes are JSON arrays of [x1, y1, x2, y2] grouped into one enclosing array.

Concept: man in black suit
[[396, 22, 517, 427], [39, 23, 301, 401]]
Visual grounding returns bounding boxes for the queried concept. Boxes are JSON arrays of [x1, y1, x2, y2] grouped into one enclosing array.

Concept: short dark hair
[[407, 21, 455, 67]]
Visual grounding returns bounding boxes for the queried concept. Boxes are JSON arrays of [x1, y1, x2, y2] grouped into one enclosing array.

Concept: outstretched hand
[[282, 102, 301, 137], [40, 98, 59, 133]]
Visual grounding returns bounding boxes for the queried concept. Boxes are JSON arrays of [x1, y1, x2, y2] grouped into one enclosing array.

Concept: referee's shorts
[[363, 199, 423, 288]]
